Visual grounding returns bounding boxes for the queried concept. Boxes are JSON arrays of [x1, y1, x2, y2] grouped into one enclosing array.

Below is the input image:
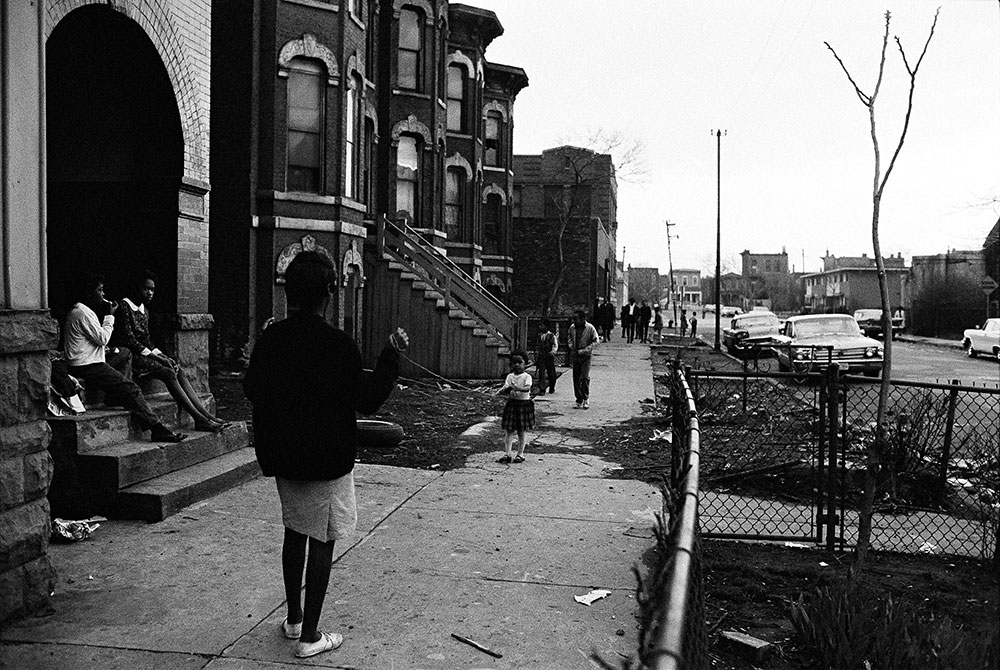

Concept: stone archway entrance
[[45, 5, 183, 318]]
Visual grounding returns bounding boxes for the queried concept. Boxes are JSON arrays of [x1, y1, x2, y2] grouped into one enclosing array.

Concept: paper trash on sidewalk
[[52, 517, 105, 542], [574, 589, 611, 606]]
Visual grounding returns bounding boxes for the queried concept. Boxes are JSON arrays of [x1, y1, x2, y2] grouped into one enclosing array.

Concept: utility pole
[[665, 220, 678, 331], [712, 129, 726, 350]]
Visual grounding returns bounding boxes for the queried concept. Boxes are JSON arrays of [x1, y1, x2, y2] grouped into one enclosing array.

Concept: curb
[[895, 335, 963, 351]]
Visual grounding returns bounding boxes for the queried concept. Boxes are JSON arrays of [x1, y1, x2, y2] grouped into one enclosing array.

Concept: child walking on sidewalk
[[497, 350, 534, 464]]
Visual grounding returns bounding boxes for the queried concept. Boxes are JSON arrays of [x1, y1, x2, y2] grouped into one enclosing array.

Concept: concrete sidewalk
[[2, 341, 660, 669]]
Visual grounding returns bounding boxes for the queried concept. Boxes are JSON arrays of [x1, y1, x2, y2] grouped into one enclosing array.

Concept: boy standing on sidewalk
[[535, 320, 558, 395], [567, 309, 599, 409]]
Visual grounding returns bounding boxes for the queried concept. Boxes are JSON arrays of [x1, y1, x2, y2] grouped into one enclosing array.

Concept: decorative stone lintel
[[0, 311, 58, 355], [160, 313, 215, 331]]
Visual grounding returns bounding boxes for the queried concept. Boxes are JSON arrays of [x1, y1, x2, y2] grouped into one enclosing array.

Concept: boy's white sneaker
[[582, 400, 589, 409]]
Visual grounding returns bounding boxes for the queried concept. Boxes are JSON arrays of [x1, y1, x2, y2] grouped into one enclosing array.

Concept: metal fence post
[[816, 367, 828, 544], [825, 363, 841, 552], [938, 379, 959, 506]]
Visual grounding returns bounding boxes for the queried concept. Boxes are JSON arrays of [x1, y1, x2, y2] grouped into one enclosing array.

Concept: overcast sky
[[465, 0, 1000, 276]]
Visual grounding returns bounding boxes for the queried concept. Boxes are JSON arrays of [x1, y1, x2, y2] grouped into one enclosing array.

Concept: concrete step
[[75, 422, 250, 491], [48, 394, 217, 454], [113, 447, 261, 522]]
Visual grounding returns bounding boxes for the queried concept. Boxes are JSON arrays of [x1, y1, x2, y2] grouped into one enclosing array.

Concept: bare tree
[[541, 132, 646, 316], [826, 8, 939, 568]]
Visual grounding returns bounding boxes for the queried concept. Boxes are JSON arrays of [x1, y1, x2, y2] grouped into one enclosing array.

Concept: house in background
[[510, 146, 618, 316], [803, 253, 908, 314], [673, 269, 702, 305], [906, 249, 988, 336]]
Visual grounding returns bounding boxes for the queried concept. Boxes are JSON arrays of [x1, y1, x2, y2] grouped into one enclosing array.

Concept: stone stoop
[[46, 395, 256, 522]]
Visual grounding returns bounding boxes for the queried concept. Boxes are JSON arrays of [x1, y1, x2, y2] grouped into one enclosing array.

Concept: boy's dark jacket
[[244, 312, 398, 480]]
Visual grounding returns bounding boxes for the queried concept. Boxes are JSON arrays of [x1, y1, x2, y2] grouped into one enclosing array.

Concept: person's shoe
[[195, 421, 224, 433], [295, 631, 343, 658], [496, 455, 511, 464], [282, 618, 302, 640], [512, 455, 525, 463], [582, 400, 589, 409], [548, 387, 555, 394], [574, 402, 582, 409]]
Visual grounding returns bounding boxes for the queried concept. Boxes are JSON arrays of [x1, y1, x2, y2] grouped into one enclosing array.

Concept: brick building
[[673, 269, 702, 305], [3, 0, 214, 623], [1, 0, 528, 623], [803, 253, 908, 314], [510, 147, 618, 316], [211, 1, 527, 365], [906, 249, 987, 335]]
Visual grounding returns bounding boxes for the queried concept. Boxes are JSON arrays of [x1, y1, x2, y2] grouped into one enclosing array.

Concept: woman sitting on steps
[[112, 270, 228, 433]]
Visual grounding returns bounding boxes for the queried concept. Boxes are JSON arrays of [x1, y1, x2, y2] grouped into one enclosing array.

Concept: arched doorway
[[46, 5, 183, 319]]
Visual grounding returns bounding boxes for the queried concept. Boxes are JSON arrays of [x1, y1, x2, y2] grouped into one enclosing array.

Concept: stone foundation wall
[[0, 311, 59, 623]]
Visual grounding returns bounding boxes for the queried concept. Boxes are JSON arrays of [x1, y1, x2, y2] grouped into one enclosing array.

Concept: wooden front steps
[[47, 394, 257, 522]]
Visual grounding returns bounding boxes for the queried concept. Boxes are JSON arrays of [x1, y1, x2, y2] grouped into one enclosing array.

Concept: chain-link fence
[[640, 363, 708, 670], [840, 378, 1000, 559], [685, 353, 1000, 561]]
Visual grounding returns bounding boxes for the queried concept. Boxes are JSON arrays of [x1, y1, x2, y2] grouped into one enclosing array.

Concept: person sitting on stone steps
[[62, 272, 187, 443], [111, 269, 227, 433]]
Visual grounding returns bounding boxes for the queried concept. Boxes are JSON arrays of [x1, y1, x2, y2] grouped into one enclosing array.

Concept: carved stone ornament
[[390, 114, 432, 145], [445, 153, 474, 181], [480, 182, 507, 204], [275, 235, 337, 284], [278, 34, 340, 83], [482, 99, 508, 121]]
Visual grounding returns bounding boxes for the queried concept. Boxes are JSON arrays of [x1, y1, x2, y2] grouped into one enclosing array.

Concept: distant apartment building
[[803, 253, 908, 314], [511, 146, 617, 316], [701, 272, 743, 307], [673, 269, 702, 305], [741, 249, 789, 276]]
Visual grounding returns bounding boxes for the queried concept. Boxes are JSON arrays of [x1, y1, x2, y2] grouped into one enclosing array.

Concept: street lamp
[[665, 220, 677, 332], [711, 129, 726, 351]]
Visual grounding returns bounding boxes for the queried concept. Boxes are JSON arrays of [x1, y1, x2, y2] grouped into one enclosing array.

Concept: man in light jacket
[[567, 309, 599, 409]]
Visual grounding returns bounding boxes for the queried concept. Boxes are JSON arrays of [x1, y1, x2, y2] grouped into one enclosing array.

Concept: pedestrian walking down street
[[690, 315, 698, 339], [653, 304, 664, 344], [567, 309, 599, 409], [638, 300, 652, 343], [244, 250, 408, 660], [497, 350, 534, 464], [619, 302, 630, 339], [599, 298, 616, 341], [534, 319, 558, 395], [625, 298, 638, 343], [680, 311, 688, 338]]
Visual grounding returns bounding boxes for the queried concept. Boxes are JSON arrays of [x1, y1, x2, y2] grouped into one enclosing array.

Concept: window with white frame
[[344, 78, 360, 198], [395, 136, 419, 221], [444, 168, 463, 239], [484, 111, 502, 166], [446, 64, 465, 132], [397, 8, 422, 90], [286, 59, 325, 193]]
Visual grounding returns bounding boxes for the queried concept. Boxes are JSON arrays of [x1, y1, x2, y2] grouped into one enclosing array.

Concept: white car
[[722, 311, 781, 356], [962, 318, 1000, 359], [772, 314, 884, 377]]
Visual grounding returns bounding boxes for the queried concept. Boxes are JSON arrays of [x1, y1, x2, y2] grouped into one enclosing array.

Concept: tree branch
[[824, 42, 872, 106]]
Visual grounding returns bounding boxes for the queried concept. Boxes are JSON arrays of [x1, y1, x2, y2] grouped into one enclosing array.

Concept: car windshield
[[854, 310, 881, 320], [736, 315, 778, 328], [793, 316, 861, 338]]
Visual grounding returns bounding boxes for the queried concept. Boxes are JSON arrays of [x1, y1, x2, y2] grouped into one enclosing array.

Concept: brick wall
[[511, 216, 593, 316]]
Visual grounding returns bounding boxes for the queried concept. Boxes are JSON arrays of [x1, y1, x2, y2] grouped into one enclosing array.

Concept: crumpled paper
[[51, 517, 105, 542], [574, 589, 611, 606]]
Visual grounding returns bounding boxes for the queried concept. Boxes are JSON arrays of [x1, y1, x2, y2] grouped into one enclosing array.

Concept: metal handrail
[[649, 368, 702, 670], [390, 218, 517, 319], [377, 217, 516, 343]]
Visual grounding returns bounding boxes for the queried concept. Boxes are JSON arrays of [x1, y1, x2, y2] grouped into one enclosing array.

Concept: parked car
[[961, 318, 1000, 359], [853, 308, 904, 339], [772, 314, 884, 377], [722, 310, 781, 356]]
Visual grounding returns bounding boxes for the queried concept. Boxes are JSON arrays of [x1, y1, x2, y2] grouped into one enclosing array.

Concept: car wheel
[[357, 420, 405, 448], [964, 340, 977, 358]]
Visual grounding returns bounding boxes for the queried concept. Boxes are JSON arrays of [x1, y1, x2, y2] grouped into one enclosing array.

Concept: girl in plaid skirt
[[498, 350, 534, 464]]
